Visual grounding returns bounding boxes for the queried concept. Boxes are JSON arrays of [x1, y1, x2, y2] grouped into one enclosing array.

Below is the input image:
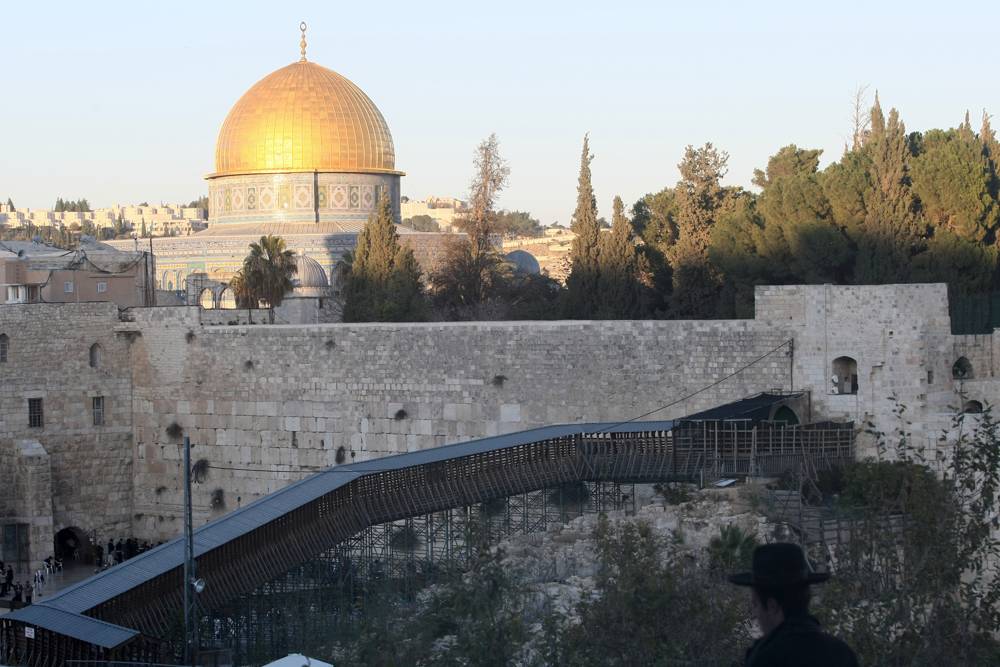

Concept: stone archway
[[54, 526, 90, 563], [771, 405, 800, 425]]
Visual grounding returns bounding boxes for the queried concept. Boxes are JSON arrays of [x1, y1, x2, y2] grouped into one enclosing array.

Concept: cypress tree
[[344, 191, 426, 321], [596, 196, 642, 318], [563, 135, 602, 318], [855, 103, 920, 283], [980, 111, 1000, 202]]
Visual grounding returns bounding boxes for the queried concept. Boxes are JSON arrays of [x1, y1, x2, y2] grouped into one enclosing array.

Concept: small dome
[[504, 250, 540, 275], [293, 254, 329, 288]]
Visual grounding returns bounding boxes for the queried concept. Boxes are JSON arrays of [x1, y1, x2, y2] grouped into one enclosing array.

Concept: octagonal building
[[112, 28, 448, 298]]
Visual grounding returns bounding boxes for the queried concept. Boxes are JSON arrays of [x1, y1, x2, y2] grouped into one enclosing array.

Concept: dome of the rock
[[211, 61, 398, 178]]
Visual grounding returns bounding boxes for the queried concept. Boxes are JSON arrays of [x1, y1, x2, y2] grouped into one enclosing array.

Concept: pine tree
[[344, 191, 426, 322], [667, 143, 732, 317], [563, 134, 603, 318], [596, 196, 642, 318], [910, 125, 997, 243], [755, 145, 852, 283], [855, 103, 921, 283]]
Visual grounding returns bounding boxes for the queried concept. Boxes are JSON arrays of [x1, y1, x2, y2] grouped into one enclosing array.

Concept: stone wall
[[127, 314, 792, 538], [3, 282, 993, 547], [0, 302, 134, 550], [0, 439, 53, 570]]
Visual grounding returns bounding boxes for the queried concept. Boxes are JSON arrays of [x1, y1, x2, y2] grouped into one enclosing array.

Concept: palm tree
[[708, 525, 758, 573], [239, 235, 297, 322]]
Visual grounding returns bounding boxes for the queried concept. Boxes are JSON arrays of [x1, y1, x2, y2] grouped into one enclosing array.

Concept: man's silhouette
[[729, 542, 857, 667]]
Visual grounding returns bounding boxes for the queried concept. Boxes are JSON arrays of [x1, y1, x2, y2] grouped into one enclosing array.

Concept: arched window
[[952, 356, 974, 380], [832, 356, 858, 395], [199, 288, 215, 309], [0, 333, 7, 363], [89, 343, 102, 369], [218, 288, 236, 310], [771, 406, 800, 425], [963, 400, 984, 415]]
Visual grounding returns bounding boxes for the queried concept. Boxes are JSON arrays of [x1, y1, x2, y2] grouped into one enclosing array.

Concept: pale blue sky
[[2, 1, 998, 224]]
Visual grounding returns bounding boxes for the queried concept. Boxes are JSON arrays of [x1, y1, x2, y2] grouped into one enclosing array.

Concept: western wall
[[1, 283, 994, 562]]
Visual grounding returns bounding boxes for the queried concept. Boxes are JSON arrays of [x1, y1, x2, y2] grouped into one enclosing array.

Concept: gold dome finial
[[299, 22, 307, 61]]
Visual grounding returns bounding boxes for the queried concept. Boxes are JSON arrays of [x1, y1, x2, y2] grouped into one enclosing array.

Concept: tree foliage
[[231, 235, 297, 319], [343, 192, 426, 322], [53, 197, 91, 212], [401, 214, 440, 232], [431, 134, 511, 318], [563, 134, 603, 318]]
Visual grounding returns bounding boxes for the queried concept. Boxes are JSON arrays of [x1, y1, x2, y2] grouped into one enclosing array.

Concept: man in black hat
[[729, 542, 857, 667]]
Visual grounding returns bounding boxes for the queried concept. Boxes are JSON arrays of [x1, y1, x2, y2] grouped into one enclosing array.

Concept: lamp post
[[182, 436, 205, 665]]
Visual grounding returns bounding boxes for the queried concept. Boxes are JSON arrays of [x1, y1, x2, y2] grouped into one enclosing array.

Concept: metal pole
[[183, 435, 195, 665]]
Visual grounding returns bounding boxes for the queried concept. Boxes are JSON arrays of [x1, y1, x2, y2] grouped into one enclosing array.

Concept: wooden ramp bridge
[[0, 392, 854, 666]]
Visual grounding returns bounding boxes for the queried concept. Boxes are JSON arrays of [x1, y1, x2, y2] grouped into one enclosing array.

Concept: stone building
[[0, 282, 994, 571], [0, 204, 207, 237], [0, 239, 153, 307]]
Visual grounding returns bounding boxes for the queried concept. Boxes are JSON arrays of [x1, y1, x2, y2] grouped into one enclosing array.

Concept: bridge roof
[[4, 394, 796, 643]]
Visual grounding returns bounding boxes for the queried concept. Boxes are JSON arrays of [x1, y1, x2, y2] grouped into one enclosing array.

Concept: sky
[[2, 1, 999, 224]]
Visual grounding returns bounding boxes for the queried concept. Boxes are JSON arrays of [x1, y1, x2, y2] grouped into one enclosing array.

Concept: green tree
[[238, 234, 298, 321], [344, 192, 426, 322], [911, 228, 995, 298], [821, 149, 871, 243], [494, 210, 543, 237], [5, 197, 13, 211], [854, 97, 922, 283], [186, 195, 209, 210], [596, 196, 643, 318], [431, 133, 510, 317], [910, 125, 998, 243], [756, 146, 853, 283], [554, 516, 748, 665], [667, 143, 734, 317], [816, 405, 1000, 665], [400, 214, 439, 232], [708, 198, 767, 317], [563, 134, 603, 318]]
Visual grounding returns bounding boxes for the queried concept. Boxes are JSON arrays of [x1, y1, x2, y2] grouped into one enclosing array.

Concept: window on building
[[64, 281, 74, 294], [89, 343, 102, 369], [199, 288, 215, 309], [0, 333, 7, 363], [831, 356, 859, 395], [92, 396, 105, 426], [96, 281, 108, 293], [952, 356, 974, 380], [28, 398, 43, 428]]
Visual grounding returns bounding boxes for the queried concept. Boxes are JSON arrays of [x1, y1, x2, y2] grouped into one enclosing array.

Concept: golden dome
[[210, 60, 399, 178]]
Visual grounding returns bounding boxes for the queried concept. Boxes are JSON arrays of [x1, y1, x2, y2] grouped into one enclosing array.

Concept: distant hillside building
[[0, 239, 153, 307], [401, 196, 468, 232]]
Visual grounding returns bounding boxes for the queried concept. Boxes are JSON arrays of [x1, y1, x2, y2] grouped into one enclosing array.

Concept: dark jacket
[[744, 614, 858, 667]]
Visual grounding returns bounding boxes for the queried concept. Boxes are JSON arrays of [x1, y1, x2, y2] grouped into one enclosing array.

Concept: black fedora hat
[[729, 542, 830, 587]]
